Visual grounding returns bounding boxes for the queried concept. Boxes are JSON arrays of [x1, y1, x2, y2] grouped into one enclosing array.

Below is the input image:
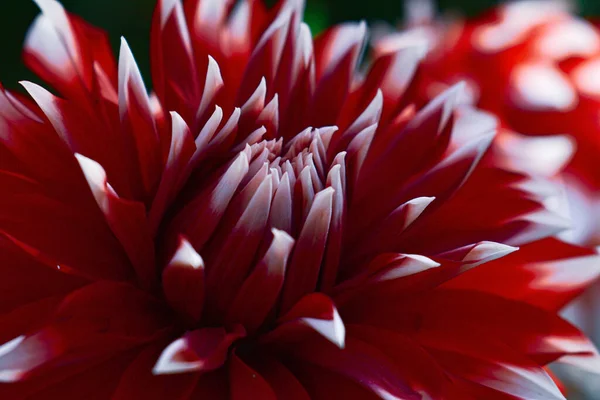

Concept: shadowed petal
[[153, 326, 245, 375]]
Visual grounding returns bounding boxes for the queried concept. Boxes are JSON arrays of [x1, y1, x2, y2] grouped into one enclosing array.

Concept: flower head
[[0, 0, 599, 398]]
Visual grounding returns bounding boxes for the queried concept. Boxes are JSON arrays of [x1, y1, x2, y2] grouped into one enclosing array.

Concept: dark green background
[[1, 0, 599, 88]]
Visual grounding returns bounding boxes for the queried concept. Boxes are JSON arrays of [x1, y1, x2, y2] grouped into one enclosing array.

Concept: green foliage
[[580, 0, 600, 17]]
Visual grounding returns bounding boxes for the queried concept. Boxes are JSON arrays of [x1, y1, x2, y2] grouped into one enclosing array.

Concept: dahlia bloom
[[0, 0, 599, 398], [378, 0, 600, 245]]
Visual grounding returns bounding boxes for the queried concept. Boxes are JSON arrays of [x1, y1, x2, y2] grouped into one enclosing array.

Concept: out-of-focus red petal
[[418, 328, 566, 400], [150, 0, 199, 122], [0, 282, 171, 382], [411, 289, 600, 369], [24, 0, 95, 99], [444, 238, 600, 310]]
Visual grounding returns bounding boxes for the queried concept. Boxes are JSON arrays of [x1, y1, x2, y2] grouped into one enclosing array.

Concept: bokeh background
[[2, 0, 600, 89]]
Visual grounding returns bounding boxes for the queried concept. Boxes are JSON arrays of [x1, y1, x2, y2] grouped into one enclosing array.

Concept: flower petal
[[226, 229, 295, 332], [281, 188, 334, 312], [162, 236, 205, 324], [153, 326, 245, 375], [75, 154, 156, 289]]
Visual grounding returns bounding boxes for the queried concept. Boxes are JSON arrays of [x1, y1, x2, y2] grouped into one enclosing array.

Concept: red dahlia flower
[[0, 0, 599, 398], [380, 0, 600, 245]]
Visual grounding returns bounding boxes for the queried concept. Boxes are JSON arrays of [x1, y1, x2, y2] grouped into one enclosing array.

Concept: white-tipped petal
[[302, 308, 346, 349], [462, 241, 519, 263]]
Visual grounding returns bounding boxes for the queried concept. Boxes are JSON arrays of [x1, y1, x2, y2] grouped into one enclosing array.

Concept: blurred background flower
[[372, 1, 600, 398]]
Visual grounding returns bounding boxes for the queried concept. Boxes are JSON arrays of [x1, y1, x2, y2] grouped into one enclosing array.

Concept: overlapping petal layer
[[0, 0, 598, 398]]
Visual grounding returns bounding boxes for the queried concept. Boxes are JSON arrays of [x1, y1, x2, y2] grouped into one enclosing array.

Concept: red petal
[[289, 335, 420, 399], [172, 151, 249, 250], [251, 357, 311, 400], [311, 22, 367, 126], [226, 229, 295, 332], [266, 293, 346, 349], [153, 325, 245, 375], [205, 173, 273, 315], [348, 325, 454, 399], [281, 188, 334, 312], [118, 38, 162, 199], [319, 163, 346, 292], [445, 238, 600, 310], [0, 169, 132, 282], [76, 154, 156, 289], [162, 237, 205, 324], [229, 353, 277, 400], [419, 329, 566, 400], [0, 282, 171, 381], [24, 0, 94, 98], [0, 238, 85, 314], [150, 0, 199, 122], [149, 112, 196, 231], [113, 343, 198, 400]]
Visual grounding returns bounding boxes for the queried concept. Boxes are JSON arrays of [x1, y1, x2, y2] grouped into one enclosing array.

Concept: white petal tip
[[152, 339, 200, 375], [464, 241, 519, 263]]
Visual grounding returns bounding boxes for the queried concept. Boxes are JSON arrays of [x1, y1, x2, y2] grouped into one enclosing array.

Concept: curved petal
[[229, 353, 277, 400], [226, 229, 295, 332], [153, 326, 245, 375], [113, 343, 198, 400], [162, 236, 205, 324], [75, 154, 156, 289]]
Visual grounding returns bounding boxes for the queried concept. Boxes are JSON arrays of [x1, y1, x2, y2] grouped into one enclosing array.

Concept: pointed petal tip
[[303, 308, 346, 349], [407, 196, 436, 206], [0, 336, 25, 359], [404, 253, 441, 269], [172, 237, 204, 270], [169, 110, 185, 124], [0, 336, 29, 382], [271, 227, 294, 243], [152, 339, 197, 375], [464, 241, 519, 263], [18, 80, 34, 88], [74, 153, 106, 184], [119, 36, 133, 60], [159, 0, 180, 27], [19, 80, 46, 96]]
